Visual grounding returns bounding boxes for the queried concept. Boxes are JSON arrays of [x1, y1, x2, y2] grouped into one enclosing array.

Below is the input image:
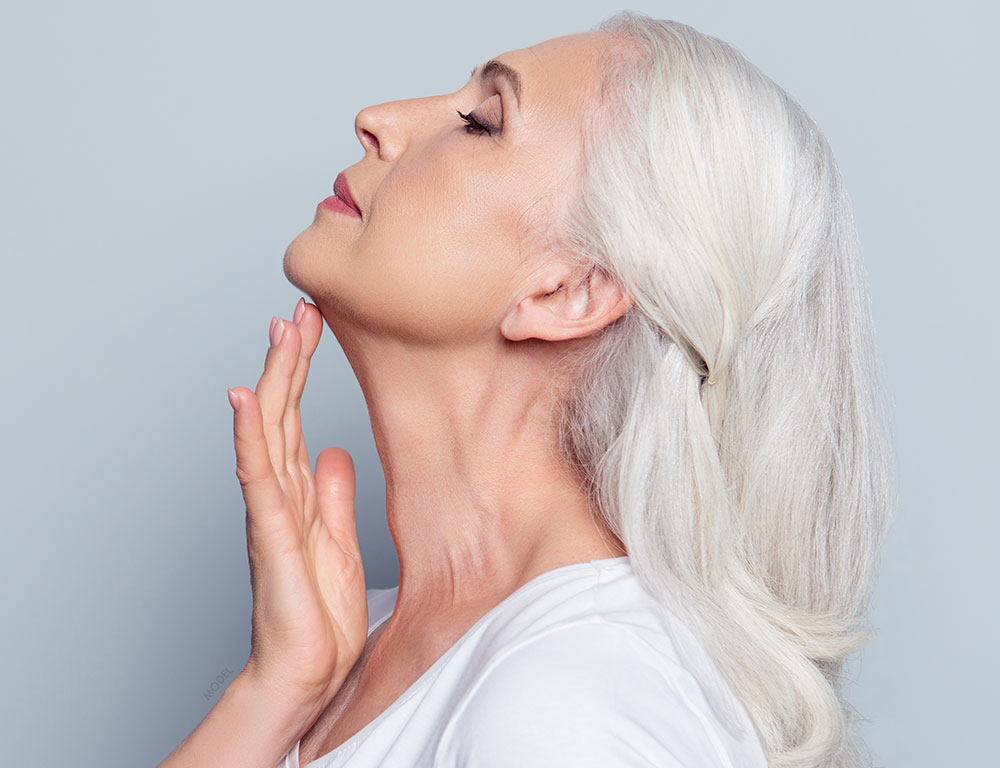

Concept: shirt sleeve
[[432, 620, 738, 768]]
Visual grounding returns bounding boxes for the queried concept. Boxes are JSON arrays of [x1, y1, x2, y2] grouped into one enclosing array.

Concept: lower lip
[[319, 195, 361, 218]]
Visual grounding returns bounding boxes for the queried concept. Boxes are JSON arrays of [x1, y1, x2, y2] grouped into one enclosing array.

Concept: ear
[[501, 263, 633, 342]]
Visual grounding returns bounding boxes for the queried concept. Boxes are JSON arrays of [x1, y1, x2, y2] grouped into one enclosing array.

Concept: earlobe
[[500, 264, 632, 342]]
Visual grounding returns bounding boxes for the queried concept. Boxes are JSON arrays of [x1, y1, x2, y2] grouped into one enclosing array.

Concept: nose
[[355, 100, 411, 161], [354, 106, 382, 157], [354, 95, 445, 162]]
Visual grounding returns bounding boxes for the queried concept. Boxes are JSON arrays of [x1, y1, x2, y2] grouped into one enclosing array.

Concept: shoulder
[[433, 619, 750, 768]]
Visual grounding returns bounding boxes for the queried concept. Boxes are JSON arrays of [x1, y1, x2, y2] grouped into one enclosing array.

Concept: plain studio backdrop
[[0, 1, 994, 766]]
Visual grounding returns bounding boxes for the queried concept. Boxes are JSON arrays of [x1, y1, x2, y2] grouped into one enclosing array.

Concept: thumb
[[314, 447, 359, 549]]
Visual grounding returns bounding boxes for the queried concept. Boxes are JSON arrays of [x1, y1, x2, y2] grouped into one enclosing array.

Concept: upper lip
[[334, 172, 362, 217]]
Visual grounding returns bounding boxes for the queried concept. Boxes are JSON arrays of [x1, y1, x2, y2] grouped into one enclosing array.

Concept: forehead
[[495, 31, 612, 115]]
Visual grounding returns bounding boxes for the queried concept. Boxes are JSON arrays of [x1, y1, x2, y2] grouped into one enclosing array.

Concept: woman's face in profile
[[283, 31, 612, 344]]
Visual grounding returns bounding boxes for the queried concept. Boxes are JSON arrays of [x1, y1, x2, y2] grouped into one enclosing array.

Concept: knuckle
[[235, 462, 267, 488], [234, 466, 253, 487]]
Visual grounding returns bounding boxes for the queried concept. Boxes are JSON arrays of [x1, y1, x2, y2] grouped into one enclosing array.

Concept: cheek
[[352, 153, 526, 340]]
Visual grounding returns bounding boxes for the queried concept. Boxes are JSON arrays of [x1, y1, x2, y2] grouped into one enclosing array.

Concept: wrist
[[157, 670, 316, 768], [236, 663, 344, 723]]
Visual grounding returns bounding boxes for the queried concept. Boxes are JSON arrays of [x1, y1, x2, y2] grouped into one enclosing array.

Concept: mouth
[[332, 171, 362, 218], [319, 195, 361, 218]]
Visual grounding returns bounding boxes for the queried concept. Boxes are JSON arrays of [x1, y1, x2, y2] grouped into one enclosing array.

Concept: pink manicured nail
[[293, 297, 306, 324], [269, 316, 285, 347], [227, 388, 240, 412]]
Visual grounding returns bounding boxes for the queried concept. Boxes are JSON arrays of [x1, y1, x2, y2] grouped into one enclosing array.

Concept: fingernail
[[293, 297, 306, 324], [269, 316, 285, 347], [227, 388, 240, 412]]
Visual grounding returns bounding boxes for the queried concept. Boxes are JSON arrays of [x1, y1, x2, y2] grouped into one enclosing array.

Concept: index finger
[[228, 386, 285, 516], [284, 302, 323, 467]]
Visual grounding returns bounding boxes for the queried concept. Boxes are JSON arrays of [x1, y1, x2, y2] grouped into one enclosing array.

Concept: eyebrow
[[469, 59, 522, 109]]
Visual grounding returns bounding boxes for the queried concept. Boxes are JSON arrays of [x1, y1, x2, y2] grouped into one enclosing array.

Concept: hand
[[226, 298, 368, 714]]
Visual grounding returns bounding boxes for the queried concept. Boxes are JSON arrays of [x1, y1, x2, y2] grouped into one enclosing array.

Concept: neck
[[329, 322, 625, 626]]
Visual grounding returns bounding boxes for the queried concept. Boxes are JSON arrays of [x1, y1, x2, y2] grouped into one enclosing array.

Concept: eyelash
[[456, 108, 494, 136]]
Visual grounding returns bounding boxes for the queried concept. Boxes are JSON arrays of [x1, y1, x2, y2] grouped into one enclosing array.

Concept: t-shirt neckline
[[297, 554, 631, 767]]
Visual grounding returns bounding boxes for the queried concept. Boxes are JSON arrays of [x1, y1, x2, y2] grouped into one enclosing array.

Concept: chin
[[282, 230, 314, 293]]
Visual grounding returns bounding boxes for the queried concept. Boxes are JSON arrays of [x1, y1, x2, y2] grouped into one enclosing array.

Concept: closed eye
[[456, 93, 502, 137], [456, 109, 492, 136]]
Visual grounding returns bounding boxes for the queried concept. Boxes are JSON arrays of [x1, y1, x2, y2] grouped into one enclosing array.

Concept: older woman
[[161, 10, 893, 768]]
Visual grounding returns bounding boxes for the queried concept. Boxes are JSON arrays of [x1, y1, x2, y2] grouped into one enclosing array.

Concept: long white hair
[[549, 12, 896, 767]]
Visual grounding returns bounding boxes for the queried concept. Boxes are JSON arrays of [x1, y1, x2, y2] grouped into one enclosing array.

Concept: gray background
[[1, 1, 994, 766]]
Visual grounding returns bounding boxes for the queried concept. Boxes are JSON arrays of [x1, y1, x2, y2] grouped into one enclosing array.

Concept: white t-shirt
[[276, 555, 768, 768]]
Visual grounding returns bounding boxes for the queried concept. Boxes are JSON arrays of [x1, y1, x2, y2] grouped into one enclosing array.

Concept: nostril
[[360, 128, 379, 153]]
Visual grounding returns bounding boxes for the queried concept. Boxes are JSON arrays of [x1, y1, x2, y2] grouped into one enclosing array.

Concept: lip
[[319, 195, 361, 218], [326, 171, 361, 218]]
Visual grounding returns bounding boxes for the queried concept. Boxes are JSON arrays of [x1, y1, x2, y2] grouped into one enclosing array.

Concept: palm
[[230, 301, 368, 707]]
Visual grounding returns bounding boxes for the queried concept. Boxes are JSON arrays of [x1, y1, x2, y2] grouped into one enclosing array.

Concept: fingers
[[284, 302, 323, 469], [228, 386, 286, 519], [253, 314, 303, 476]]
